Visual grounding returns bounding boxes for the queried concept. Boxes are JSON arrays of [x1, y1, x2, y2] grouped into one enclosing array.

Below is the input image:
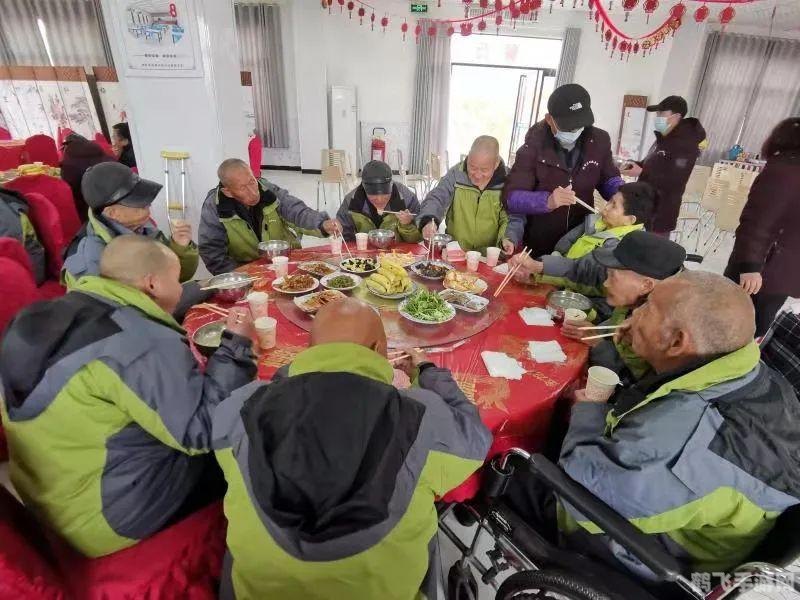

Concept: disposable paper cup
[[466, 251, 481, 273], [585, 366, 620, 401], [355, 232, 368, 251], [330, 236, 343, 255], [564, 308, 587, 325], [272, 256, 289, 278], [485, 246, 501, 267], [246, 291, 269, 319], [254, 316, 277, 350]]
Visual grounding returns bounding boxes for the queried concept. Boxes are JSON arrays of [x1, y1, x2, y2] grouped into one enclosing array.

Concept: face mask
[[654, 116, 669, 134], [555, 127, 584, 149]]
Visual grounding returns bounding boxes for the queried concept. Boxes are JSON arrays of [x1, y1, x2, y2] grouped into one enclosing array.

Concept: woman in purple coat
[[725, 118, 800, 336]]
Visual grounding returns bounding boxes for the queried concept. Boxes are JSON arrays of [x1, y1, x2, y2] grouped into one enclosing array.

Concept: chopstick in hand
[[574, 197, 599, 214], [494, 247, 531, 298], [578, 324, 622, 330], [581, 332, 617, 341]]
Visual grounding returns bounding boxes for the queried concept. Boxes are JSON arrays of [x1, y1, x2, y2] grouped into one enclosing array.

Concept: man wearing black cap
[[63, 162, 199, 285], [503, 83, 623, 257], [336, 160, 422, 242], [621, 95, 707, 235], [560, 231, 687, 383]]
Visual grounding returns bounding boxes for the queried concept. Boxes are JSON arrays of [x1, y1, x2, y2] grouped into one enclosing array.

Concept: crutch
[[161, 150, 190, 227]]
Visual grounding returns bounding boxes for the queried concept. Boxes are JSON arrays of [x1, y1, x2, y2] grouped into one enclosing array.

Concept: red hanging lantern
[[370, 12, 375, 29], [346, 1, 354, 18], [460, 22, 471, 35], [495, 13, 503, 33], [694, 4, 709, 23], [338, 0, 344, 10], [401, 20, 409, 40], [531, 0, 543, 20], [643, 0, 658, 23], [622, 0, 638, 21], [604, 28, 612, 50], [320, 0, 330, 12], [463, 0, 473, 17], [719, 5, 735, 29], [414, 22, 422, 43], [357, 6, 365, 24], [381, 16, 389, 32], [495, 0, 504, 10], [670, 2, 686, 21], [428, 24, 437, 37], [520, 0, 531, 14], [478, 18, 487, 30], [446, 25, 455, 36], [633, 41, 640, 53], [611, 35, 618, 57], [510, 4, 521, 28], [480, 0, 489, 8], [594, 8, 600, 31]]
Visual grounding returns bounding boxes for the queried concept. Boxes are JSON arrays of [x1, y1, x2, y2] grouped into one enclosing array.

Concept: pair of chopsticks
[[378, 209, 418, 216], [197, 303, 229, 318], [493, 247, 532, 298], [578, 323, 621, 341], [200, 277, 260, 291], [387, 340, 468, 363], [332, 224, 353, 258], [574, 197, 598, 214]]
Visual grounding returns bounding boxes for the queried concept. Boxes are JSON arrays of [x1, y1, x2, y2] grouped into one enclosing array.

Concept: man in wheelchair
[[489, 271, 800, 598]]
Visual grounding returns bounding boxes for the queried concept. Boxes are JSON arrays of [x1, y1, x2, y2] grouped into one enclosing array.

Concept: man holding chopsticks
[[502, 84, 624, 257]]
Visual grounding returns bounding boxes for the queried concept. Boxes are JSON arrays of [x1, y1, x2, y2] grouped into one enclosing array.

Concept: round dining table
[[183, 242, 589, 501]]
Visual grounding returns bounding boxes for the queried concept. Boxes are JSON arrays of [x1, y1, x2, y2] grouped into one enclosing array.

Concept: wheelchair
[[439, 449, 800, 600]]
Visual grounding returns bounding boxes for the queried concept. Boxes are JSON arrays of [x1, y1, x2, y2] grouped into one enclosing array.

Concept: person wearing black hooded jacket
[[60, 133, 116, 222], [621, 96, 707, 235]]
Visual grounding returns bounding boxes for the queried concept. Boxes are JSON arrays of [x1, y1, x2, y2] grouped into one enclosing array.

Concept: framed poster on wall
[[111, 0, 203, 78]]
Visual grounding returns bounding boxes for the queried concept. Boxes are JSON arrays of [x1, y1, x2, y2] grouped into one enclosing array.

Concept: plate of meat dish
[[409, 260, 454, 281], [339, 257, 379, 274], [293, 290, 347, 314], [272, 273, 319, 295], [299, 261, 338, 278]]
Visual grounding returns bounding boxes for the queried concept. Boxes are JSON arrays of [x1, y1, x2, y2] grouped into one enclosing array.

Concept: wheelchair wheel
[[495, 569, 614, 600]]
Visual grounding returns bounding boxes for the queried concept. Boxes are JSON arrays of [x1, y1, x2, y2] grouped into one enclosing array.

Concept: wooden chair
[[316, 149, 348, 213]]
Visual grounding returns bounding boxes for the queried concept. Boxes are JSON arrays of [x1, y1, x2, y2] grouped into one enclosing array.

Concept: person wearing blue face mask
[[503, 83, 624, 257], [621, 96, 707, 235]]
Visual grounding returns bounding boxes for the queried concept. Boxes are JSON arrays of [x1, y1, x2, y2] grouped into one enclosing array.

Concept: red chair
[[0, 146, 24, 171], [93, 133, 116, 157], [0, 236, 35, 280], [5, 176, 81, 242], [0, 482, 226, 600], [20, 192, 65, 280], [0, 127, 11, 141], [248, 135, 262, 178], [24, 135, 60, 167]]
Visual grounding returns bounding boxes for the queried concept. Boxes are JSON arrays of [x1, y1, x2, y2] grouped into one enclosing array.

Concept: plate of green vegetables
[[320, 272, 362, 291], [398, 290, 456, 325]]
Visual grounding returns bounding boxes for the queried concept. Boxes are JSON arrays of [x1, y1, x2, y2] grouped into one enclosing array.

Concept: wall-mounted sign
[[410, 3, 429, 13]]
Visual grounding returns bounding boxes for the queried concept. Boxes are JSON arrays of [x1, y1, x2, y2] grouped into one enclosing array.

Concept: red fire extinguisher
[[370, 127, 387, 162]]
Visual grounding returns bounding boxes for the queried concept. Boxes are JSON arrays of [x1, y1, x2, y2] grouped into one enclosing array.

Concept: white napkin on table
[[481, 351, 526, 380], [529, 340, 567, 364], [493, 263, 509, 275], [519, 307, 554, 326]]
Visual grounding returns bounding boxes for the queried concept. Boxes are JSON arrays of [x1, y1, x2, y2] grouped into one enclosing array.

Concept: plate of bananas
[[365, 261, 418, 299]]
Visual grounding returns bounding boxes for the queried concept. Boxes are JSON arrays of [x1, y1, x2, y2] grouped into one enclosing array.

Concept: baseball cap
[[82, 162, 162, 211], [647, 95, 688, 117], [547, 83, 595, 132], [593, 231, 687, 279], [361, 160, 393, 196]]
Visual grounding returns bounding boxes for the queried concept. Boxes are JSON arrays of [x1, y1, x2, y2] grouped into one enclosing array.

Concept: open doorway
[[447, 35, 562, 168]]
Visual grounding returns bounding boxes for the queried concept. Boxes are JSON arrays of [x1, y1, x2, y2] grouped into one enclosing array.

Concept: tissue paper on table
[[519, 307, 554, 326], [529, 341, 567, 364], [481, 351, 526, 380], [493, 263, 509, 275]]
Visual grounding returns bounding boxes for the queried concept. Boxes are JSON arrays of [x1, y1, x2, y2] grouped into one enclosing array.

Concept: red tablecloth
[[184, 244, 588, 501]]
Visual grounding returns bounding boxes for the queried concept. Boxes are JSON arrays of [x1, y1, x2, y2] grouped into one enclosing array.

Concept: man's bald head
[[217, 158, 250, 187], [467, 136, 501, 191], [310, 298, 387, 357], [218, 158, 260, 206], [469, 135, 500, 159], [99, 235, 183, 314]]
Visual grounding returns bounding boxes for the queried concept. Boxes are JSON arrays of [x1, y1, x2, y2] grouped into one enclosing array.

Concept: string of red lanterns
[[320, 0, 754, 58]]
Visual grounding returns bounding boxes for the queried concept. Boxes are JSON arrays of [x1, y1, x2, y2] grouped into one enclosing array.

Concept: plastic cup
[[355, 232, 368, 251], [485, 246, 501, 267], [246, 291, 269, 319], [272, 256, 289, 278], [564, 308, 587, 325], [466, 251, 481, 272], [330, 236, 343, 255], [585, 366, 621, 401], [254, 316, 277, 350]]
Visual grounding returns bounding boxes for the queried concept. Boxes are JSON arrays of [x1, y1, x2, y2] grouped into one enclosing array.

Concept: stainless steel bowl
[[546, 290, 594, 321], [431, 233, 453, 252], [257, 240, 290, 262], [368, 229, 395, 249], [207, 272, 254, 303], [192, 320, 226, 357]]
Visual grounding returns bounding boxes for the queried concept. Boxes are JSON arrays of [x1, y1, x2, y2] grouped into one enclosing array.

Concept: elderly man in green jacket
[[506, 271, 800, 579], [62, 162, 198, 286], [213, 298, 492, 599], [199, 158, 340, 275], [0, 235, 257, 557], [417, 135, 524, 255]]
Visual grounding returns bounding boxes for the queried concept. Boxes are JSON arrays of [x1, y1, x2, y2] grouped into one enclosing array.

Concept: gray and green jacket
[[337, 182, 422, 243], [589, 307, 650, 383], [416, 160, 524, 254], [0, 189, 46, 285], [0, 276, 256, 557], [559, 342, 800, 578], [213, 343, 492, 600], [62, 208, 199, 286], [199, 179, 327, 275]]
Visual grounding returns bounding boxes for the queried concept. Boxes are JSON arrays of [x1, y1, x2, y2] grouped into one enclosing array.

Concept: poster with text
[[115, 0, 203, 77]]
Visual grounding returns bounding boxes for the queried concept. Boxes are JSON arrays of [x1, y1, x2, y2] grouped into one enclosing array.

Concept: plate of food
[[272, 273, 319, 295], [443, 270, 489, 295], [409, 260, 454, 281], [365, 262, 417, 299], [298, 261, 337, 278], [378, 250, 419, 268], [438, 289, 490, 313], [398, 290, 456, 325], [320, 272, 362, 291], [293, 289, 347, 314], [339, 256, 379, 274]]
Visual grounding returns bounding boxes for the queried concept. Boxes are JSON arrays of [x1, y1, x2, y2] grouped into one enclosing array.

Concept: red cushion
[[0, 257, 39, 335], [5, 176, 81, 242], [19, 192, 64, 280], [0, 146, 24, 171], [0, 237, 34, 279], [0, 487, 67, 599], [24, 135, 60, 168], [0, 127, 11, 141]]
